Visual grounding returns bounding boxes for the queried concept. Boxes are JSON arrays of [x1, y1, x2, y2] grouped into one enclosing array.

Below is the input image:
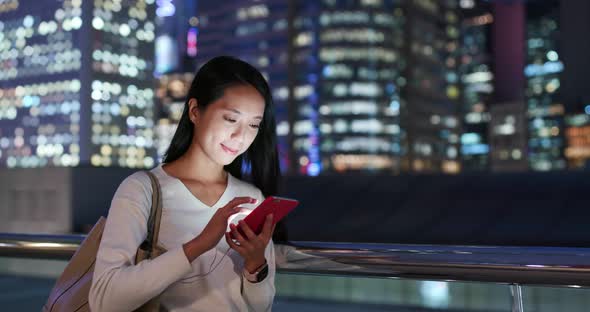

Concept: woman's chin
[[218, 155, 239, 166]]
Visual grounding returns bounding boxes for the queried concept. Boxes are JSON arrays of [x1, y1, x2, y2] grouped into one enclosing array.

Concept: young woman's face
[[189, 84, 265, 166]]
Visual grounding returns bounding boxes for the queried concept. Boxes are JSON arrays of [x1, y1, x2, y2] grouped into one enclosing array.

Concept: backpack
[[42, 171, 166, 312]]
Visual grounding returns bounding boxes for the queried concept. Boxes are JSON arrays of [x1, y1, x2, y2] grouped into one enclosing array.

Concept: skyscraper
[[489, 101, 528, 172], [0, 0, 157, 169], [402, 0, 462, 174], [559, 1, 590, 170], [288, 0, 463, 175], [565, 113, 590, 169], [291, 0, 406, 175], [524, 0, 565, 171], [458, 1, 493, 171]]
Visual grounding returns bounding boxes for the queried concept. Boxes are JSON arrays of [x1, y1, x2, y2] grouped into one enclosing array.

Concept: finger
[[260, 214, 274, 241], [230, 223, 251, 248], [224, 207, 249, 219], [225, 197, 257, 210], [237, 208, 251, 214], [225, 232, 245, 252], [238, 220, 257, 241], [226, 229, 242, 249], [221, 197, 254, 218], [222, 205, 242, 218]]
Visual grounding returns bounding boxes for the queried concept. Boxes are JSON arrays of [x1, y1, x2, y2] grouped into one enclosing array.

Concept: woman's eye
[[250, 124, 260, 129], [224, 117, 237, 123]]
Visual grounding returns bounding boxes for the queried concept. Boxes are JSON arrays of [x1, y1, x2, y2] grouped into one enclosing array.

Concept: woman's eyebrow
[[222, 108, 263, 120]]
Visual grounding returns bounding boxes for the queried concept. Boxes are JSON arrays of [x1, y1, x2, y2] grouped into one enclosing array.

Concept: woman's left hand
[[225, 214, 275, 273]]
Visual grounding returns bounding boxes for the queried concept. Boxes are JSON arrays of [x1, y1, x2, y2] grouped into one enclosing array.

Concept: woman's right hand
[[183, 197, 257, 262]]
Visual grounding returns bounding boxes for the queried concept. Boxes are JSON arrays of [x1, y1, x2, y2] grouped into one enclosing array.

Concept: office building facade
[[0, 0, 157, 169]]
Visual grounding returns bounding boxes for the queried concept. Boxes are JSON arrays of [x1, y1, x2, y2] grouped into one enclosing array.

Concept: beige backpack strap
[[144, 171, 164, 259], [133, 171, 167, 311]]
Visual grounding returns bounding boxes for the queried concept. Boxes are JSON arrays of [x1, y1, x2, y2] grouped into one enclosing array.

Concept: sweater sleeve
[[241, 188, 276, 312], [242, 240, 276, 312], [89, 172, 193, 312]]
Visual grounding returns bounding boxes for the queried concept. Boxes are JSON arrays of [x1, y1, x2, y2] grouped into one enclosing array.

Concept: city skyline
[[1, 0, 590, 174]]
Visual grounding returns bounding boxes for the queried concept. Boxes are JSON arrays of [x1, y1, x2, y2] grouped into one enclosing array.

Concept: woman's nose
[[231, 124, 247, 141]]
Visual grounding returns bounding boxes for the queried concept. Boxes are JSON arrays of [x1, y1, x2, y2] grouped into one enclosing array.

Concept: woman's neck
[[165, 144, 227, 184]]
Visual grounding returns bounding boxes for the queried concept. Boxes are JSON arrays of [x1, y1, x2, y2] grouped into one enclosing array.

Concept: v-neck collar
[[158, 164, 233, 209]]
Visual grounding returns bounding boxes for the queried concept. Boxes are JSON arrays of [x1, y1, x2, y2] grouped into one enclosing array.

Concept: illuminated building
[[287, 0, 462, 175], [286, 0, 407, 175], [565, 113, 590, 169], [458, 1, 493, 171], [525, 0, 566, 171], [489, 102, 528, 172], [559, 2, 590, 170], [401, 0, 462, 174], [0, 0, 156, 169]]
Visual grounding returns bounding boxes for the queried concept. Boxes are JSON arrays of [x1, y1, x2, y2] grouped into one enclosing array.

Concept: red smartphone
[[233, 196, 299, 237]]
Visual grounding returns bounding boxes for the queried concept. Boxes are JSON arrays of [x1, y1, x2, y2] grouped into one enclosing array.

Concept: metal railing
[[2, 233, 590, 312]]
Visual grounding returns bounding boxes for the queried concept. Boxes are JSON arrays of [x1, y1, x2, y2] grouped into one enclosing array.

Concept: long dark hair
[[163, 57, 286, 240]]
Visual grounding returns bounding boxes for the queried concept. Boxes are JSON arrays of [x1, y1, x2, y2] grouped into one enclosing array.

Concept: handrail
[[0, 233, 84, 260], [1, 233, 590, 288]]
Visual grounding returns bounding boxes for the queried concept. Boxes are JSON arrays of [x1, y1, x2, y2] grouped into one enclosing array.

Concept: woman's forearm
[[182, 235, 210, 262]]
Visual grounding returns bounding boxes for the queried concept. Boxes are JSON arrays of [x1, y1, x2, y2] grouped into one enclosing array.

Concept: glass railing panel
[[275, 273, 512, 311], [521, 285, 590, 312]]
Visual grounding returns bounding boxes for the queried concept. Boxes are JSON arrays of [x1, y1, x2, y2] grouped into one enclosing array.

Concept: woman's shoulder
[[118, 166, 169, 191], [113, 170, 155, 200], [122, 170, 152, 187]]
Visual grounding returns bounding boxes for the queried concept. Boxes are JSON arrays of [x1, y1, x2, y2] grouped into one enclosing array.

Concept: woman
[[90, 56, 281, 311]]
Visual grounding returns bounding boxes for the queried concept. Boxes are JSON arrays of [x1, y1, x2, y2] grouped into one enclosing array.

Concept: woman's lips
[[221, 144, 238, 155]]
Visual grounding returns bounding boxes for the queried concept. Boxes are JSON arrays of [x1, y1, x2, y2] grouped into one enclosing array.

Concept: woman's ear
[[188, 98, 199, 124]]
